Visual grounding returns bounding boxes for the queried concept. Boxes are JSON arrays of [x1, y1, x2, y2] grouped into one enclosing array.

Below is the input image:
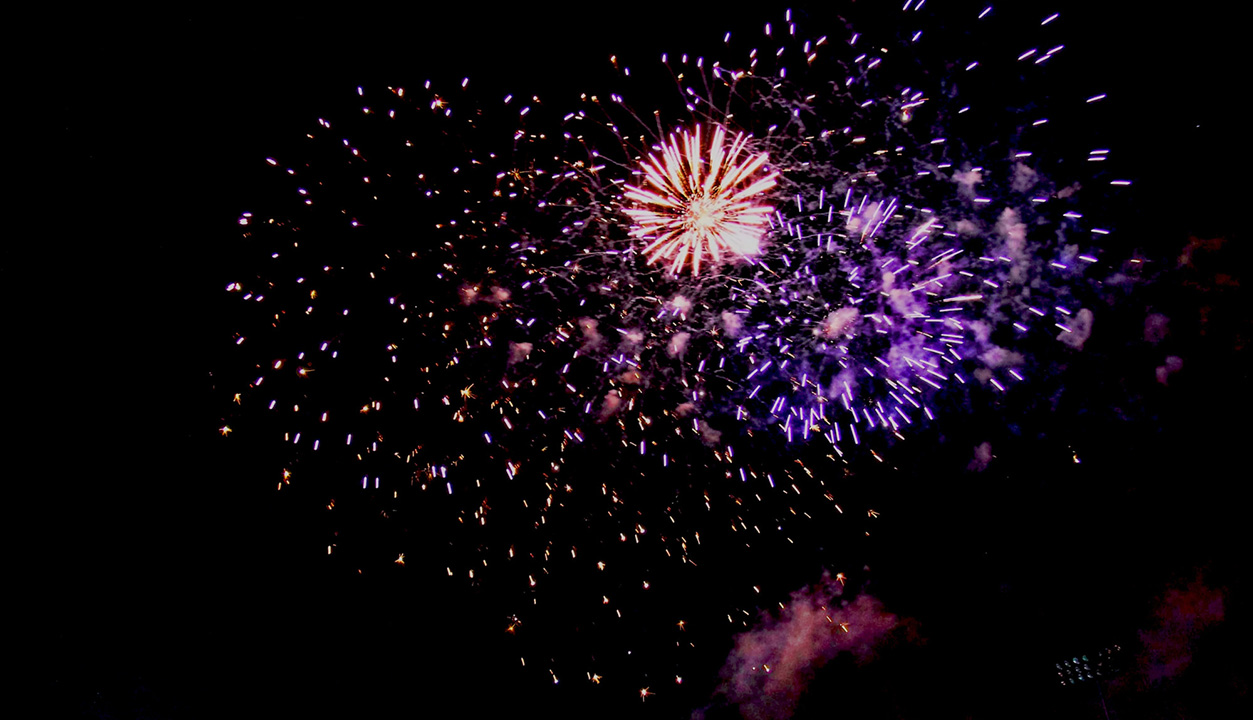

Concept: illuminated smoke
[[709, 574, 901, 720]]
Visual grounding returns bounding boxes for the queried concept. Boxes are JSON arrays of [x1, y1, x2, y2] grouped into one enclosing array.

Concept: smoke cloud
[[1136, 575, 1225, 684], [669, 331, 692, 358], [1155, 355, 1183, 385], [1144, 313, 1170, 344], [816, 308, 859, 339], [1056, 308, 1094, 350], [968, 441, 994, 472], [705, 573, 902, 720], [578, 317, 603, 349], [507, 341, 533, 365]]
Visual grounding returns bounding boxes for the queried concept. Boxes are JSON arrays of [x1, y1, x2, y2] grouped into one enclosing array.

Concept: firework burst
[[624, 124, 778, 275]]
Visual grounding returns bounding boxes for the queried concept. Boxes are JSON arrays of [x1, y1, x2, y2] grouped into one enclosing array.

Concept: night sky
[[28, 3, 1246, 718]]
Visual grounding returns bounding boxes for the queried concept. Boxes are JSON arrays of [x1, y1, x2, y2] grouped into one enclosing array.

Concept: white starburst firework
[[624, 124, 779, 275]]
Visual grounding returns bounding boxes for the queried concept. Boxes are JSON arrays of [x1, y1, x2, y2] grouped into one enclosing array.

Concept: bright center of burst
[[624, 124, 779, 276], [685, 196, 726, 233]]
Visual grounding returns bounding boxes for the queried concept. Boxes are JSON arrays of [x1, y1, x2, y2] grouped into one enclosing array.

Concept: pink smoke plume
[[1137, 574, 1225, 684], [710, 572, 901, 720]]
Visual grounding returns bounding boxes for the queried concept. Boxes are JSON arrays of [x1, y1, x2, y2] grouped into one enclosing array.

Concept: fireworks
[[624, 124, 778, 276], [218, 3, 1129, 709]]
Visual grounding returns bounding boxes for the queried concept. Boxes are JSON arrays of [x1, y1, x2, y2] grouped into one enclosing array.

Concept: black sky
[[25, 3, 1247, 718]]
